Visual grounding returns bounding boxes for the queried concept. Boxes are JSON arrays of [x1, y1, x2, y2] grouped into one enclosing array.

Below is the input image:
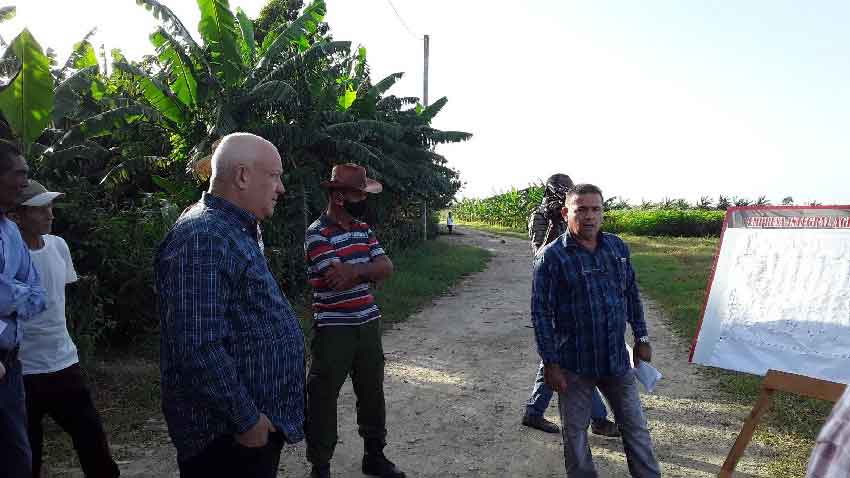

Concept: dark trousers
[[177, 432, 285, 478], [24, 363, 119, 478], [305, 319, 387, 466], [0, 357, 31, 478]]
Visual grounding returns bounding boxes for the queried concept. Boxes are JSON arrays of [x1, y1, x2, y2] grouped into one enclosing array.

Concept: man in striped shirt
[[304, 164, 404, 478]]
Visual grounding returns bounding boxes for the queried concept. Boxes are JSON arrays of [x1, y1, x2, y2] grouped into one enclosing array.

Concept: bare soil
[[75, 227, 775, 477]]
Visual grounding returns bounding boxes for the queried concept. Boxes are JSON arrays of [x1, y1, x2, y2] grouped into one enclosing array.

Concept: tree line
[[0, 0, 471, 352]]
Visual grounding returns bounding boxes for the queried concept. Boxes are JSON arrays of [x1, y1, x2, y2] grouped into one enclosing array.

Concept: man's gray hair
[[210, 132, 277, 181], [565, 183, 604, 204]]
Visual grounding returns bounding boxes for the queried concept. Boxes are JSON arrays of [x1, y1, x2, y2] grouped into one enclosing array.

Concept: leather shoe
[[521, 412, 560, 434], [362, 452, 406, 478], [591, 418, 620, 438]]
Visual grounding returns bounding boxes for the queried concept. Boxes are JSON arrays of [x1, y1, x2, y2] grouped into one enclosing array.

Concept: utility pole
[[422, 34, 430, 241], [423, 34, 430, 107]]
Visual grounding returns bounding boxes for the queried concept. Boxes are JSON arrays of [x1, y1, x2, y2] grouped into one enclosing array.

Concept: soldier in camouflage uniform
[[521, 174, 620, 438]]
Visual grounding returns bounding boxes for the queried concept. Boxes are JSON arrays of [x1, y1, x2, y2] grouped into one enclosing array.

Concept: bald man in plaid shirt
[[807, 387, 850, 477]]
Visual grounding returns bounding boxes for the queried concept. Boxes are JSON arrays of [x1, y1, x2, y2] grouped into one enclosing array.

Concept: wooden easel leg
[[718, 387, 775, 477]]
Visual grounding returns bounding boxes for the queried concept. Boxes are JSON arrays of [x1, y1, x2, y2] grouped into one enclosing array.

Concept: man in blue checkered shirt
[[531, 183, 660, 477], [156, 133, 305, 478]]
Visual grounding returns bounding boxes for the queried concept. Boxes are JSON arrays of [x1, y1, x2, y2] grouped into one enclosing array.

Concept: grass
[[42, 238, 492, 476], [374, 240, 492, 324], [624, 234, 833, 477]]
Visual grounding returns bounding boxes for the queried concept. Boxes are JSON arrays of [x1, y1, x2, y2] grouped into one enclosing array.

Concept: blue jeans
[[558, 369, 660, 477], [527, 361, 608, 421], [0, 357, 32, 478]]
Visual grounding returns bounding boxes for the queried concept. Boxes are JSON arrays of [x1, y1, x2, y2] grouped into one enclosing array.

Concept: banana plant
[[0, 29, 53, 153], [0, 28, 133, 172], [125, 0, 422, 180]]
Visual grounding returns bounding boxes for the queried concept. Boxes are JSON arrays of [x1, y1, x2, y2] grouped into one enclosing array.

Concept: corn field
[[453, 186, 544, 230], [453, 187, 739, 237]]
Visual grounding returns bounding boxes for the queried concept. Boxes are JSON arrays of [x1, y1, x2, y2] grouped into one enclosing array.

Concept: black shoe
[[310, 463, 330, 478], [591, 418, 620, 438], [521, 411, 560, 434], [362, 453, 406, 478]]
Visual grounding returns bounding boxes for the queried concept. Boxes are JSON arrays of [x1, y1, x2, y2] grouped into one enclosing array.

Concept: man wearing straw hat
[[304, 163, 404, 478]]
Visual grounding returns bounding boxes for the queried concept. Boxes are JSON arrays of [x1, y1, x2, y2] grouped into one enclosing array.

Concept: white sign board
[[690, 207, 850, 385]]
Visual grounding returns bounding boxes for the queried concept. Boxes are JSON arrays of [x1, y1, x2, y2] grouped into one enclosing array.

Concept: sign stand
[[718, 370, 846, 477]]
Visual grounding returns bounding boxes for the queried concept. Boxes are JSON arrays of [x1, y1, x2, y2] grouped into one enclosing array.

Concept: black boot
[[362, 452, 406, 478]]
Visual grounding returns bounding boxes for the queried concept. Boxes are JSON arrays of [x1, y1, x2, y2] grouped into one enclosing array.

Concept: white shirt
[[20, 234, 79, 375]]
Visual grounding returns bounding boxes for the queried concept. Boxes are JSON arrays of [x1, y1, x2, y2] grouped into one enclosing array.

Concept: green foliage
[[0, 0, 471, 351], [374, 240, 491, 325], [112, 60, 186, 124], [150, 28, 198, 107], [455, 185, 767, 237], [0, 29, 53, 151], [235, 7, 256, 64], [604, 209, 725, 237], [197, 0, 243, 87], [452, 187, 541, 230], [58, 29, 99, 79], [258, 0, 325, 63]]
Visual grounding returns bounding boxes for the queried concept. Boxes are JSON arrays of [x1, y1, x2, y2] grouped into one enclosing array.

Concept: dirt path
[[114, 227, 773, 477]]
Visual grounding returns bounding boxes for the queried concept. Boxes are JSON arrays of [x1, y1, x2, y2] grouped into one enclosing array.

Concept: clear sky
[[5, 1, 850, 204]]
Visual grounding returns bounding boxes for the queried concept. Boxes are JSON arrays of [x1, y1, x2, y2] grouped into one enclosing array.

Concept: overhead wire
[[385, 0, 421, 40]]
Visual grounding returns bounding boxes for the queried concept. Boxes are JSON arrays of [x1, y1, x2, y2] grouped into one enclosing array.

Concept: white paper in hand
[[634, 361, 663, 393], [625, 343, 663, 393]]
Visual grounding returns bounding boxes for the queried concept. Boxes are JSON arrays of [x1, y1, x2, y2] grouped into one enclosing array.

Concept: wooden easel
[[718, 370, 847, 477]]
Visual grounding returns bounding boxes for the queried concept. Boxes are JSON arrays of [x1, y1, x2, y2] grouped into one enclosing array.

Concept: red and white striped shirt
[[304, 214, 386, 327]]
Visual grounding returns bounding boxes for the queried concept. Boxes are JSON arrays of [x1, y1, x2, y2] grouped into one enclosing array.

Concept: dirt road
[[115, 227, 772, 477]]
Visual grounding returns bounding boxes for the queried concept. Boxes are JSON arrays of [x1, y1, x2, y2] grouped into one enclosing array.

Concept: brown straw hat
[[320, 163, 382, 193]]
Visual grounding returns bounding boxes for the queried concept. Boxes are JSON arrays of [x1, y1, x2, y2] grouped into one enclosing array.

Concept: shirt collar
[[561, 230, 608, 251], [320, 212, 365, 231], [202, 192, 258, 233]]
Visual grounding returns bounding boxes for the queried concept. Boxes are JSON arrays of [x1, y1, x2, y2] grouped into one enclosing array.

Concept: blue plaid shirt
[[531, 231, 648, 378], [0, 217, 46, 350], [155, 193, 305, 461]]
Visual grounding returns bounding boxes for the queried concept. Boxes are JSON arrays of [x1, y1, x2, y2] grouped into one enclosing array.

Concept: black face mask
[[343, 199, 368, 219]]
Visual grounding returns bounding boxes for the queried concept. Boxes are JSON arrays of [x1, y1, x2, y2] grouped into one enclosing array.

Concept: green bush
[[603, 209, 724, 236]]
